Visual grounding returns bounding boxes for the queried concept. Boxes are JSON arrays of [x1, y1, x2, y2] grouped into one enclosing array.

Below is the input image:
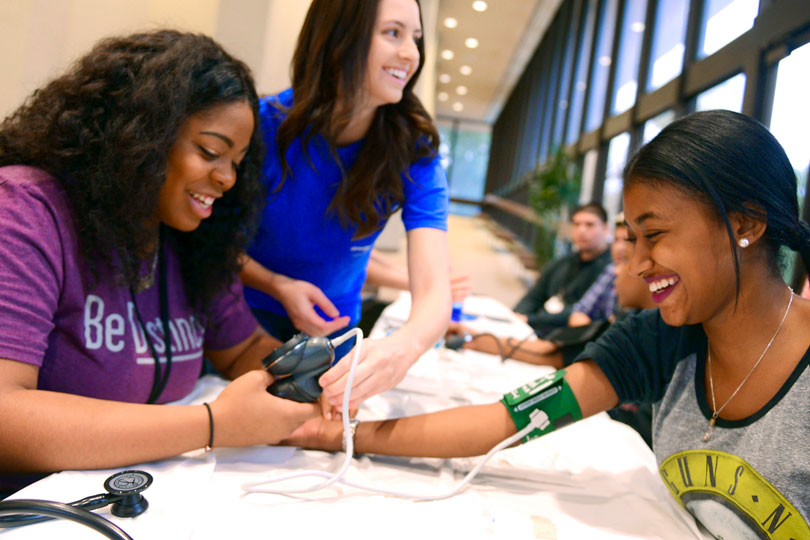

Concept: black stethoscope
[[130, 228, 174, 405], [0, 470, 152, 539]]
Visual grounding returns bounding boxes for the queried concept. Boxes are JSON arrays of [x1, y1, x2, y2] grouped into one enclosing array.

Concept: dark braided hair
[[624, 110, 810, 296], [0, 30, 265, 309]]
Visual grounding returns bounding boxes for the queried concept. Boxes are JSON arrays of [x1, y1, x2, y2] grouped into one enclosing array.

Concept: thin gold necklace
[[704, 289, 794, 442]]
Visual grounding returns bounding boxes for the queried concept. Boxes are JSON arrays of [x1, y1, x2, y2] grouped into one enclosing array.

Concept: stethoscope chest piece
[[104, 470, 152, 518]]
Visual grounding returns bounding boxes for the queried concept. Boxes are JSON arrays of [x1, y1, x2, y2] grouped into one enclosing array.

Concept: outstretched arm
[[288, 359, 618, 457], [0, 328, 319, 475], [365, 250, 410, 290]]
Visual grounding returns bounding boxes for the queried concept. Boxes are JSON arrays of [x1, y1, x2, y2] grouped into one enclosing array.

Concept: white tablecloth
[[3, 294, 710, 540]]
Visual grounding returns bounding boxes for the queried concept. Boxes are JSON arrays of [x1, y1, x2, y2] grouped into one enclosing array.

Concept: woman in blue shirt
[[240, 0, 451, 411]]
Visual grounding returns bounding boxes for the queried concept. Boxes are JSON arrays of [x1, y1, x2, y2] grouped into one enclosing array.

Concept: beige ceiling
[[433, 0, 562, 123]]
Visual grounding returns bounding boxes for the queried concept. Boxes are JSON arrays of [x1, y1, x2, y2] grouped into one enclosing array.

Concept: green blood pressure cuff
[[501, 369, 583, 443]]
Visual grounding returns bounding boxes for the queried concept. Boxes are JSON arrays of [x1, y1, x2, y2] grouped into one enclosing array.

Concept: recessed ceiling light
[[472, 1, 488, 12], [460, 65, 472, 75], [631, 22, 645, 33], [456, 86, 468, 95], [439, 73, 451, 84], [465, 37, 479, 49], [443, 17, 458, 29], [598, 56, 612, 67], [441, 49, 455, 60], [438, 92, 449, 101], [452, 102, 464, 112]]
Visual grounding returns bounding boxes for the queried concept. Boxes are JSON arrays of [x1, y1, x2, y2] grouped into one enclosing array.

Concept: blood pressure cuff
[[500, 369, 583, 443]]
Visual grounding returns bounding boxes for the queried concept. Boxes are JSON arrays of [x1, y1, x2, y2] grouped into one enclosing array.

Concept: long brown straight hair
[[275, 0, 440, 238]]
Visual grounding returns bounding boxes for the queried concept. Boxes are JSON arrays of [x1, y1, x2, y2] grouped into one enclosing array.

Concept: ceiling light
[[439, 73, 451, 84], [441, 49, 455, 60], [456, 86, 468, 95], [443, 17, 458, 29], [465, 37, 479, 49], [438, 92, 449, 101], [631, 22, 645, 33], [452, 102, 464, 112], [472, 1, 488, 12], [598, 56, 612, 67], [460, 65, 472, 75]]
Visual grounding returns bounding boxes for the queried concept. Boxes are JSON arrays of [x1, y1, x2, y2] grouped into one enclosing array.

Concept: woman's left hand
[[318, 333, 419, 411]]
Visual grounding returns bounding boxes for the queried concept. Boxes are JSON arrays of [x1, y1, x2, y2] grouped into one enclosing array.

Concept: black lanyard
[[129, 236, 172, 404]]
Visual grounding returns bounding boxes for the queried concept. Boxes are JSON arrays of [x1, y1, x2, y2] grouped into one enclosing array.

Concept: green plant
[[525, 147, 582, 267]]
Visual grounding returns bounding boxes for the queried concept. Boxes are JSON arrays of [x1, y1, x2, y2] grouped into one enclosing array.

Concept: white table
[[3, 295, 710, 539]]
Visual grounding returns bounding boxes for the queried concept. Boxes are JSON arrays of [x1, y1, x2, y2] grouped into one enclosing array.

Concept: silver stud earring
[[738, 238, 750, 248]]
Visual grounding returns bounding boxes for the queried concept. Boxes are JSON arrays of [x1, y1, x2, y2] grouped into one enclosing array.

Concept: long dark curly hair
[[278, 0, 439, 238], [0, 30, 264, 309]]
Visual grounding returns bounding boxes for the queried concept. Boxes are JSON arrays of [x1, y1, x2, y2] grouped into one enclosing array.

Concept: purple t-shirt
[[0, 165, 258, 404]]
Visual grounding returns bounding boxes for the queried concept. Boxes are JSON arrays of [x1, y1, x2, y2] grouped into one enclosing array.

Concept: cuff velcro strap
[[501, 369, 583, 443]]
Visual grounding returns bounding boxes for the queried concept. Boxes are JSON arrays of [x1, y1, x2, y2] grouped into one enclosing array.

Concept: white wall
[[0, 0, 314, 118], [414, 0, 438, 117], [1, 0, 437, 118]]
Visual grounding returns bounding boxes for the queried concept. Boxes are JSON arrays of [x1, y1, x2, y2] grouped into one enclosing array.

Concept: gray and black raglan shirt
[[578, 309, 810, 539]]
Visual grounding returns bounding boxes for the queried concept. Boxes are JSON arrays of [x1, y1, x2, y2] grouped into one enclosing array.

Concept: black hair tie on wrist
[[203, 402, 214, 452]]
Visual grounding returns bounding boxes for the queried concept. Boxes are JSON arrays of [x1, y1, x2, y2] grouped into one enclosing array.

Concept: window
[[694, 73, 746, 113], [646, 0, 689, 92], [579, 148, 599, 203], [565, 0, 598, 145], [584, 0, 620, 132], [769, 41, 810, 209], [603, 132, 631, 223], [611, 0, 649, 115], [439, 122, 492, 217], [552, 0, 582, 151], [642, 109, 676, 143], [698, 0, 759, 58]]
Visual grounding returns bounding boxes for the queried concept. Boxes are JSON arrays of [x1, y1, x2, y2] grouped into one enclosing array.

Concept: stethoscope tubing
[[0, 499, 132, 539]]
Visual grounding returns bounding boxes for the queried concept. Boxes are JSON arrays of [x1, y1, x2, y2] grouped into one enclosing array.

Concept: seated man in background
[[514, 203, 611, 335], [567, 213, 626, 328]]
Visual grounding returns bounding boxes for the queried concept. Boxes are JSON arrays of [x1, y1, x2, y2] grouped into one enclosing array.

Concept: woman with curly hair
[[0, 30, 319, 496], [240, 0, 451, 412]]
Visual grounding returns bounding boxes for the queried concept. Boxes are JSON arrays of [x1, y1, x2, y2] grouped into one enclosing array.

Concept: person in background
[[566, 212, 628, 328], [287, 111, 810, 537], [513, 203, 611, 335], [239, 0, 451, 414], [0, 30, 319, 497]]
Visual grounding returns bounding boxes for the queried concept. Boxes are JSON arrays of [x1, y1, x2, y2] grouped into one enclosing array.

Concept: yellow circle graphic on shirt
[[659, 450, 809, 539]]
